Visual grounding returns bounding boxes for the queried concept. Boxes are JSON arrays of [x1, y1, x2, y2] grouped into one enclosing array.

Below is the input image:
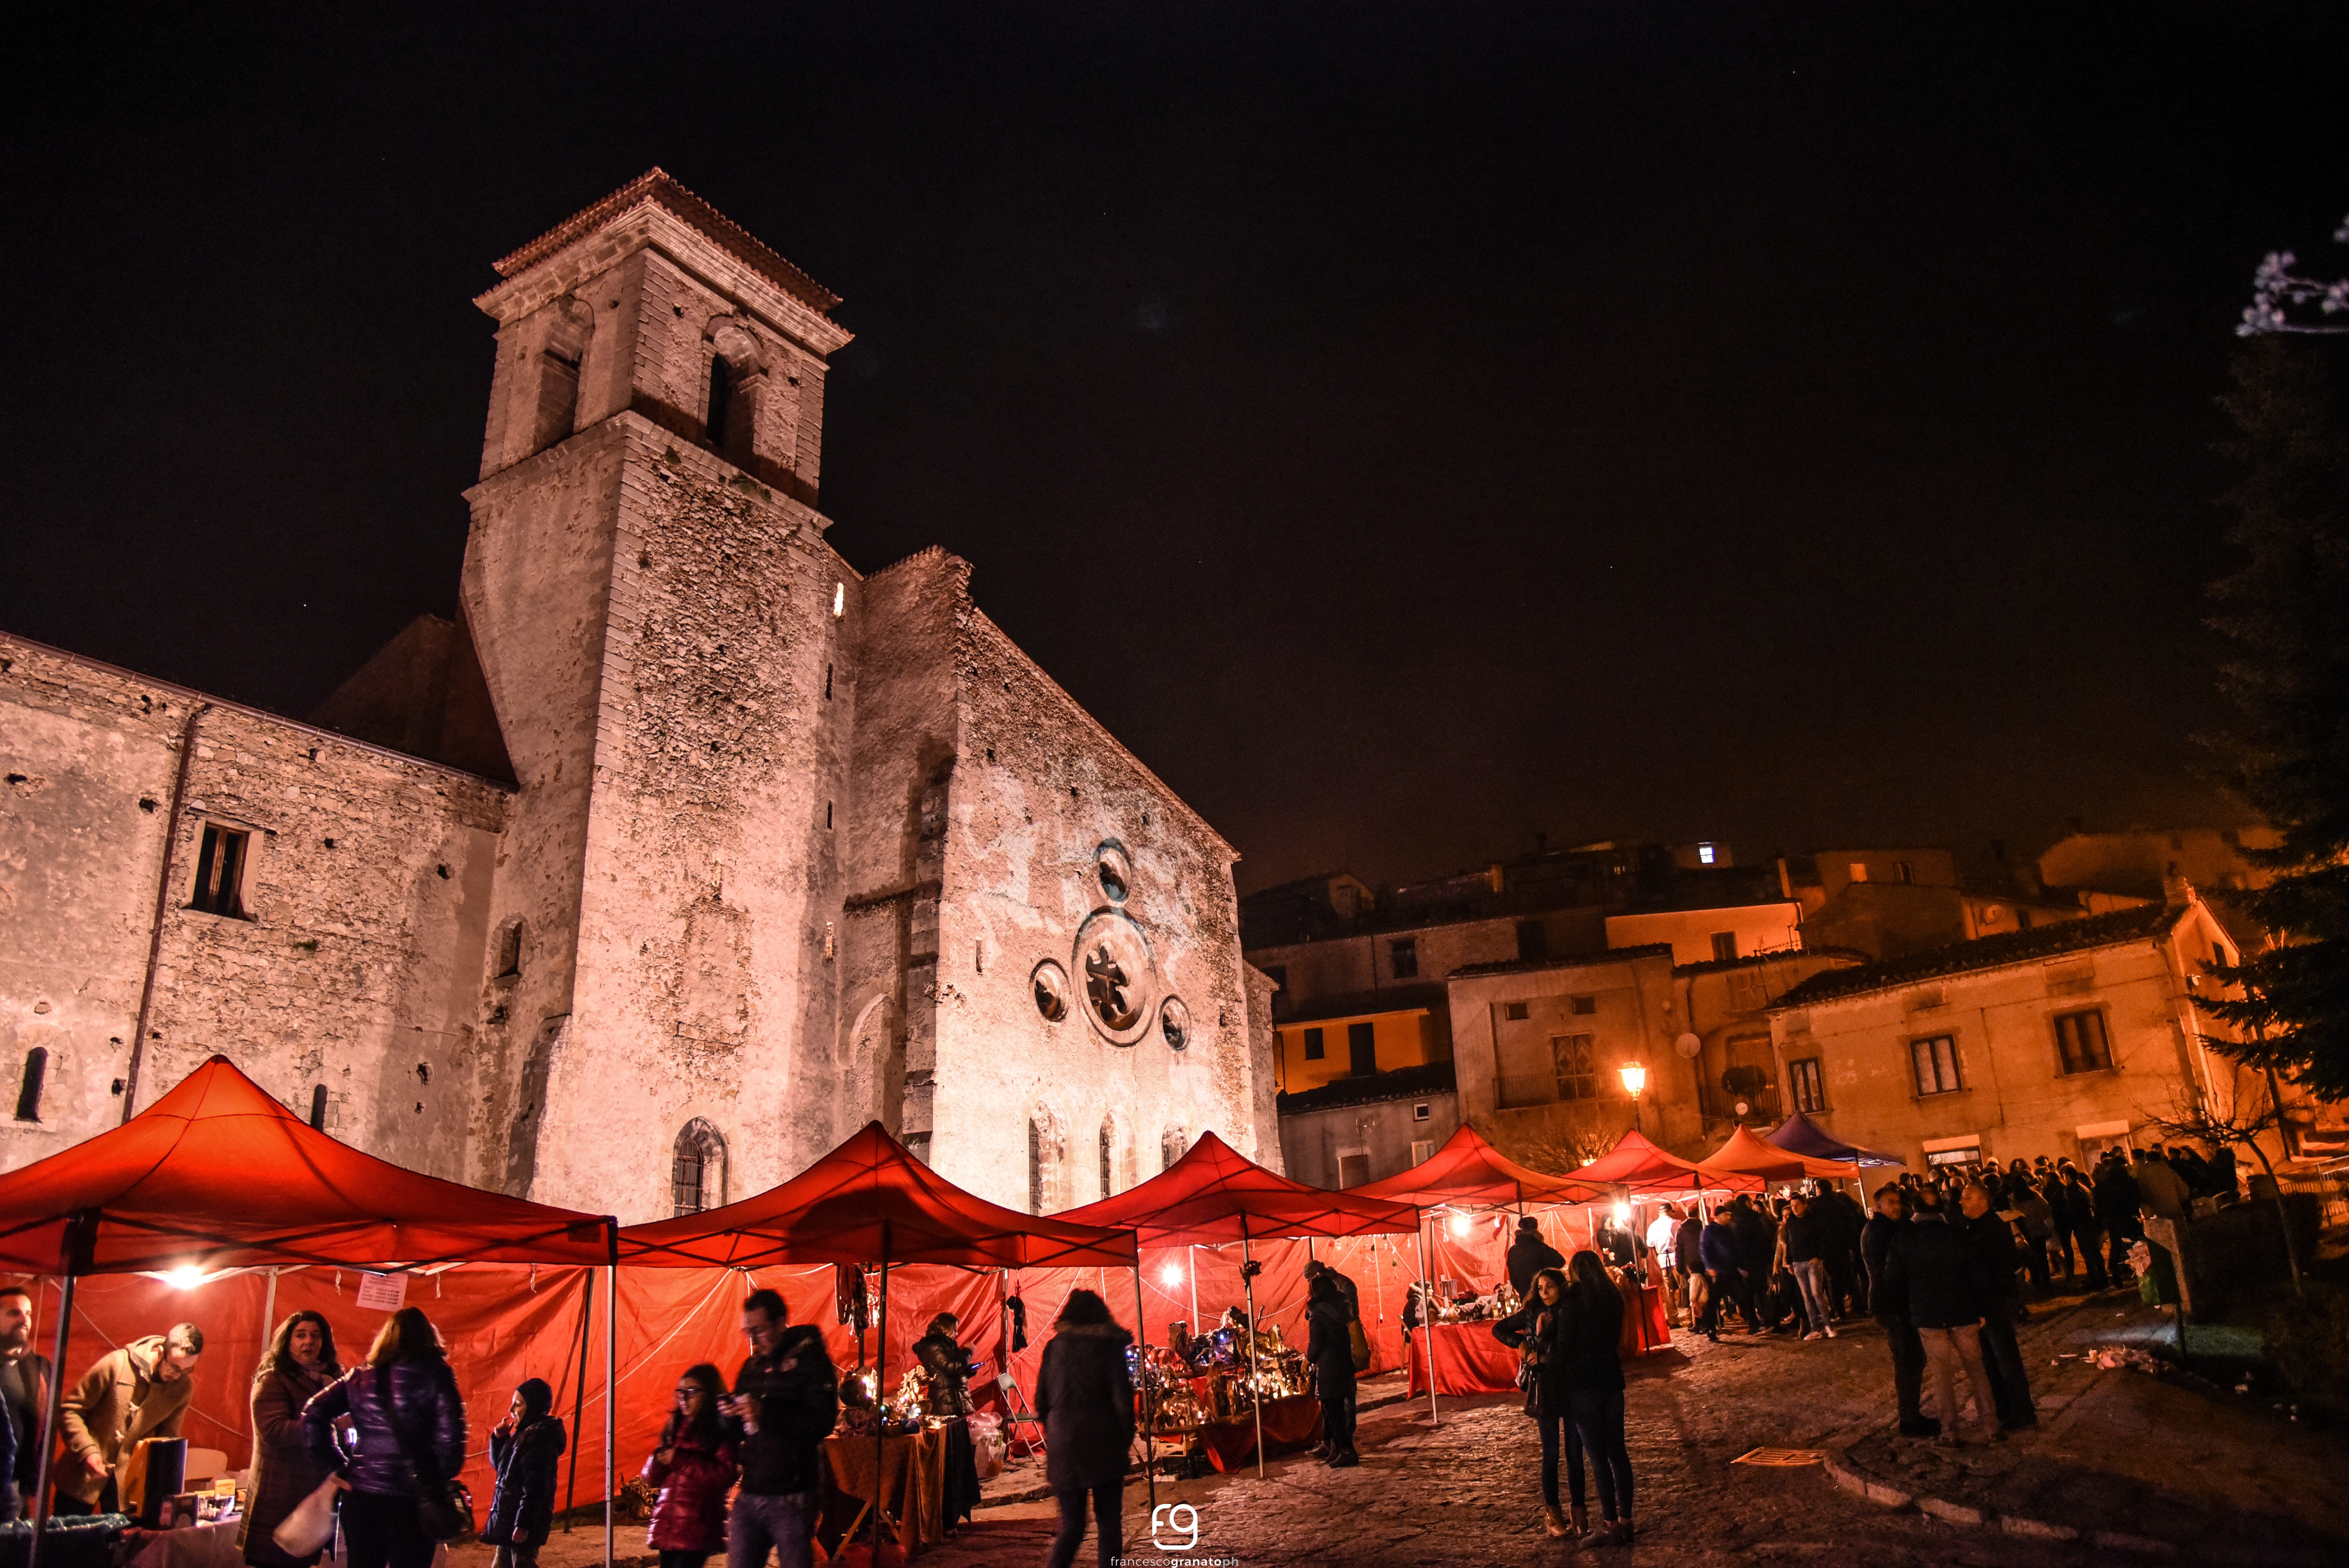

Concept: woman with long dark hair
[[242, 1313, 342, 1568], [1561, 1250, 1634, 1545], [1305, 1271, 1358, 1468], [643, 1363, 735, 1568], [1492, 1266, 1577, 1538], [300, 1307, 466, 1568]]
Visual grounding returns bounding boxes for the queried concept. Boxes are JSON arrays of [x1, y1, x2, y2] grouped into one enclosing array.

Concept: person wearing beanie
[[1506, 1217, 1566, 1298], [485, 1377, 568, 1568]]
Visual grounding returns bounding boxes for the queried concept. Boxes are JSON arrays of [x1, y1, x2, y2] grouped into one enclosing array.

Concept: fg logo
[[1150, 1503, 1201, 1551]]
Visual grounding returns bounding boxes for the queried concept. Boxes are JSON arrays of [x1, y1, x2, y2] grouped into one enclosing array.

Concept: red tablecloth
[[1196, 1392, 1324, 1472], [1407, 1320, 1521, 1395], [1621, 1282, 1674, 1356]]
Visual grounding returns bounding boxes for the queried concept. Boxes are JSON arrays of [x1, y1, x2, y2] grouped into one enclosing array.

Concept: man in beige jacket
[[56, 1324, 204, 1516]]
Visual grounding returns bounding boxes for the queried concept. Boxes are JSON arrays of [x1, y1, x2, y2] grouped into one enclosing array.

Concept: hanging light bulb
[[1447, 1210, 1471, 1238], [161, 1266, 210, 1291], [1160, 1260, 1185, 1287]]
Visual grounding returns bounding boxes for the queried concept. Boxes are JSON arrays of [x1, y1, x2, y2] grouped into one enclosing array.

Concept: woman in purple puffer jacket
[[300, 1308, 467, 1568], [642, 1363, 737, 1568]]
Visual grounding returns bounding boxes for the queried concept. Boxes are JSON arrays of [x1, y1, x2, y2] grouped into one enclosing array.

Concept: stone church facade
[[0, 171, 1277, 1222]]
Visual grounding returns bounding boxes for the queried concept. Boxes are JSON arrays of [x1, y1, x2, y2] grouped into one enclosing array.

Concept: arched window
[[530, 297, 594, 454], [1161, 1126, 1188, 1172], [671, 1119, 727, 1217], [1028, 1108, 1064, 1215], [1029, 1119, 1044, 1215], [14, 1049, 48, 1123], [705, 355, 734, 448], [1099, 1117, 1116, 1198]]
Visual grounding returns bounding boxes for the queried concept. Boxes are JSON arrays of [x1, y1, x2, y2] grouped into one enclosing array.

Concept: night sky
[[8, 4, 2347, 892]]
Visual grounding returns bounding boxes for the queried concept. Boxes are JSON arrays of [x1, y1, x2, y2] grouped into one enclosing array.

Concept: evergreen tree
[[2202, 335, 2349, 1099]]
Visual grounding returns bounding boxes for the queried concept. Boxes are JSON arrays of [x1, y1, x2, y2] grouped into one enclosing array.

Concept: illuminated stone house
[[0, 171, 1277, 1220]]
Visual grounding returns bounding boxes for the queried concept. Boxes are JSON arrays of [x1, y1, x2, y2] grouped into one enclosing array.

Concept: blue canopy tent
[[1763, 1110, 1906, 1167]]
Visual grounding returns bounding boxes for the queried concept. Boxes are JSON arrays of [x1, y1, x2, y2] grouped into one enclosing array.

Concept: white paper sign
[[356, 1272, 409, 1311]]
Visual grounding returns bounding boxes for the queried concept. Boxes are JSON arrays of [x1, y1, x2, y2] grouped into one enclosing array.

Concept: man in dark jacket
[[723, 1289, 839, 1568], [485, 1378, 566, 1568], [0, 1287, 47, 1522], [1820, 1187, 1867, 1319], [1882, 1197, 1999, 1444], [2093, 1153, 2143, 1283], [1959, 1185, 2037, 1429], [1034, 1290, 1135, 1568], [1673, 1206, 1709, 1331], [1862, 1185, 1935, 1437], [1729, 1199, 1779, 1333], [2056, 1163, 2108, 1289], [1698, 1211, 1746, 1340], [1304, 1275, 1359, 1468], [1780, 1196, 1834, 1339], [1506, 1219, 1565, 1297]]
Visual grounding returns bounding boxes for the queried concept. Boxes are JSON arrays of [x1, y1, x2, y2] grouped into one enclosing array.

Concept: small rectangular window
[[188, 824, 250, 918], [1698, 844, 1716, 865], [1570, 994, 1597, 1016], [1848, 861, 1870, 883], [2053, 1010, 2112, 1075], [1502, 1001, 1530, 1021], [1389, 937, 1418, 979], [1412, 1101, 1431, 1122], [1895, 860, 1914, 884], [1790, 1057, 1825, 1113], [1410, 1139, 1436, 1165], [1911, 1034, 1962, 1096], [1710, 932, 1738, 962], [1302, 1027, 1324, 1061]]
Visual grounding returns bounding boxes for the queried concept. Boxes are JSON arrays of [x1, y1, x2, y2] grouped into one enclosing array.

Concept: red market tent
[[1351, 1123, 1602, 1210], [1571, 1128, 1761, 1196], [0, 1055, 615, 1274], [1764, 1110, 1907, 1168], [1055, 1130, 1419, 1247], [617, 1121, 1137, 1270], [1695, 1125, 1858, 1185]]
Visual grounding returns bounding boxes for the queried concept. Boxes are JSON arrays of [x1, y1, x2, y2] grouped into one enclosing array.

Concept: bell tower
[[455, 172, 858, 1209]]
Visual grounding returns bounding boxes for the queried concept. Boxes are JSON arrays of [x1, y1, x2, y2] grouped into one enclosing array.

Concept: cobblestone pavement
[[919, 1287, 2349, 1567]]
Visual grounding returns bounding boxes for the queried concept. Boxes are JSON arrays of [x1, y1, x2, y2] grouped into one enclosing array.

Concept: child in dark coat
[[485, 1378, 567, 1568]]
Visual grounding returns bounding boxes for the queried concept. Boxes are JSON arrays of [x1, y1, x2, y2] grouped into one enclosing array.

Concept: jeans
[[1563, 1391, 1632, 1523], [1790, 1260, 1832, 1333], [1534, 1410, 1589, 1510], [492, 1547, 539, 1568], [1976, 1308, 2037, 1427], [341, 1491, 434, 1568], [1917, 1325, 1998, 1438], [1046, 1481, 1122, 1568], [728, 1490, 815, 1568], [1880, 1315, 1927, 1424]]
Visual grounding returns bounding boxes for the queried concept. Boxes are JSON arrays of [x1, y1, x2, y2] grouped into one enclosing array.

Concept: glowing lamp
[[1618, 1061, 1647, 1098], [162, 1266, 210, 1291], [1447, 1210, 1471, 1238], [1159, 1261, 1185, 1287], [1611, 1203, 1631, 1225]]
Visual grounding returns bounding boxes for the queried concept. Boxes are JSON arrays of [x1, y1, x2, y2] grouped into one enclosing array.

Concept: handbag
[[366, 1367, 476, 1543], [273, 1477, 344, 1557], [1346, 1319, 1371, 1374]]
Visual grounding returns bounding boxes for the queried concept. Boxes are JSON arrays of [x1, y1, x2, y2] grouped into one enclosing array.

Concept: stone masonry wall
[[0, 636, 508, 1179]]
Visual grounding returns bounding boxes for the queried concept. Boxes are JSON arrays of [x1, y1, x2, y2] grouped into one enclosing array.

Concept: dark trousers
[[1977, 1311, 2037, 1427], [2105, 1222, 2139, 1282], [1827, 1249, 1860, 1318], [1319, 1389, 1355, 1450], [2064, 1223, 2108, 1287], [1535, 1410, 1587, 1510], [659, 1553, 714, 1568], [342, 1490, 435, 1568], [2019, 1234, 2051, 1293], [1564, 1391, 1632, 1523], [1046, 1481, 1121, 1568], [50, 1479, 116, 1519], [1882, 1315, 1927, 1424]]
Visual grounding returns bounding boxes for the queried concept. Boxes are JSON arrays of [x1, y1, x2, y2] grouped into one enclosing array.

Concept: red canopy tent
[[1571, 1128, 1760, 1197], [1351, 1123, 1602, 1210], [0, 1055, 615, 1274], [617, 1121, 1137, 1271], [0, 1056, 618, 1568], [1695, 1125, 1859, 1185], [1056, 1132, 1415, 1474]]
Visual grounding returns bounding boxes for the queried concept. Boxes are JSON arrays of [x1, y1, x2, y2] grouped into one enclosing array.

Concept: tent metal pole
[[562, 1267, 593, 1530], [1131, 1261, 1155, 1511], [1240, 1231, 1265, 1480], [255, 1268, 279, 1472], [602, 1264, 616, 1568], [1186, 1244, 1198, 1334], [27, 1266, 76, 1568], [1413, 1216, 1439, 1426], [874, 1240, 889, 1564]]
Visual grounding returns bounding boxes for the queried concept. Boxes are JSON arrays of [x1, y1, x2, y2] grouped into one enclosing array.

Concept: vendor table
[[1620, 1282, 1673, 1357], [820, 1424, 951, 1558], [1406, 1320, 1520, 1396], [121, 1518, 242, 1568], [1195, 1393, 1323, 1473]]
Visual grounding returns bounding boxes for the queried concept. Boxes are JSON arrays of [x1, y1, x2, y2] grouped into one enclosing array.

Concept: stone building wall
[[0, 636, 509, 1179]]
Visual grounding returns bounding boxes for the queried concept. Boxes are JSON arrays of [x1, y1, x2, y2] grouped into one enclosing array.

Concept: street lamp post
[[1620, 1060, 1647, 1135]]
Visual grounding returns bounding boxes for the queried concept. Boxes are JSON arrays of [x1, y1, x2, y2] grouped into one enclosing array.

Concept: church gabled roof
[[491, 167, 841, 315]]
